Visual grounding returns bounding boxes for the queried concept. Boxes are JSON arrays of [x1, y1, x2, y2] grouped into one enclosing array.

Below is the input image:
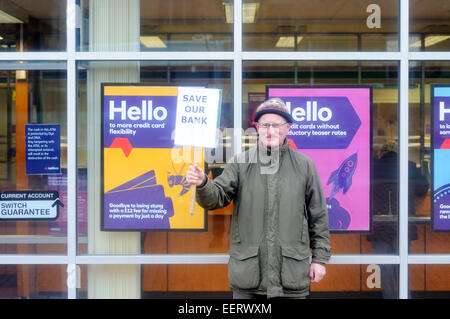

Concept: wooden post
[[189, 183, 196, 216]]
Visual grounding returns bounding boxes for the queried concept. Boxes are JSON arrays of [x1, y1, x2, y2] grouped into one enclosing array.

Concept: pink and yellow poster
[[102, 84, 206, 231], [268, 86, 372, 232]]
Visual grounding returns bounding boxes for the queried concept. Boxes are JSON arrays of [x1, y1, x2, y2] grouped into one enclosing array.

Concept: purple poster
[[102, 85, 206, 231], [432, 85, 450, 231], [104, 95, 176, 150], [268, 87, 372, 232]]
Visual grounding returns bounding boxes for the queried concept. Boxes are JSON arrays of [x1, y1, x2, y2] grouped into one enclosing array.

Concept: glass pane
[[410, 0, 450, 51], [409, 61, 450, 253], [243, 0, 398, 51], [77, 60, 232, 254], [0, 61, 67, 255], [0, 264, 67, 298], [243, 60, 399, 253], [410, 265, 450, 298], [80, 0, 233, 51], [0, 0, 66, 51]]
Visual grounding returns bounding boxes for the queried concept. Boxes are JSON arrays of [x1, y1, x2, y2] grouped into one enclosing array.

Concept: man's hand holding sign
[[174, 87, 221, 215]]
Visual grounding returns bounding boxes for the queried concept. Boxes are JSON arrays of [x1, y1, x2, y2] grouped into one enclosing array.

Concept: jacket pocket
[[280, 246, 310, 291], [228, 246, 260, 290]]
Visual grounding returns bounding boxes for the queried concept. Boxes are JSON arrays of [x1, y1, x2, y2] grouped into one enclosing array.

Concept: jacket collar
[[257, 138, 290, 156]]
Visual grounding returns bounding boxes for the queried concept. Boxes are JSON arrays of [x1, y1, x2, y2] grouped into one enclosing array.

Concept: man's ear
[[255, 123, 261, 134]]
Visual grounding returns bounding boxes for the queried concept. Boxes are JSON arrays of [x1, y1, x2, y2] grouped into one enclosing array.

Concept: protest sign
[[174, 87, 222, 214]]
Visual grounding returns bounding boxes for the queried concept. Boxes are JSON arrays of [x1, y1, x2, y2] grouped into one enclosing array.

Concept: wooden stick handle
[[189, 146, 202, 216], [189, 184, 196, 215]]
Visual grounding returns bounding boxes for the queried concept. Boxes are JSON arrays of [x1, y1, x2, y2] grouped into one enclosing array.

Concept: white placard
[[174, 87, 221, 148]]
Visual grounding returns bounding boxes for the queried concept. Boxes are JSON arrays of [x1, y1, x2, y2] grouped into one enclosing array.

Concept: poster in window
[[267, 86, 372, 232], [25, 124, 61, 175], [431, 85, 450, 232], [101, 84, 207, 231]]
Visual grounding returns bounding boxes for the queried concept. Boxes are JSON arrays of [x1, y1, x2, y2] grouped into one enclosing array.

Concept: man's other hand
[[309, 262, 326, 283]]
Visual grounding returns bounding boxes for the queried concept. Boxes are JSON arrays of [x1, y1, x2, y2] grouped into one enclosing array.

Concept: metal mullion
[[0, 62, 67, 70], [233, 0, 242, 155], [399, 0, 409, 300], [67, 0, 77, 299], [73, 51, 236, 61], [330, 255, 400, 265], [409, 52, 450, 61], [0, 52, 68, 61], [0, 255, 68, 264], [74, 254, 402, 265], [408, 255, 450, 264], [242, 51, 402, 61], [76, 254, 230, 265], [0, 235, 74, 244]]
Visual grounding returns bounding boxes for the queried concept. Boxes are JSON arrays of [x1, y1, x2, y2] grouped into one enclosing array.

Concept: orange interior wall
[[15, 79, 28, 190], [14, 77, 35, 297]]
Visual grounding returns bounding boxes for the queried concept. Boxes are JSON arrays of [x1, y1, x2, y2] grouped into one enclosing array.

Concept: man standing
[[186, 98, 331, 299]]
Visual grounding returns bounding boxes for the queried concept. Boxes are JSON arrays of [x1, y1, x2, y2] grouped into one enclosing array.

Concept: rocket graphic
[[326, 153, 358, 199]]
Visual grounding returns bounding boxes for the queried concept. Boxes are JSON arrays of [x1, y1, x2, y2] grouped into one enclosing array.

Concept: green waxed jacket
[[196, 139, 331, 298]]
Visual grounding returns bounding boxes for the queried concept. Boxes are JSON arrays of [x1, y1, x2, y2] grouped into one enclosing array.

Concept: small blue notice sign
[[26, 124, 61, 175]]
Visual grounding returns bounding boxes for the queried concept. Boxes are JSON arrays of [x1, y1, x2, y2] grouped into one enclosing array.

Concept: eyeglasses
[[257, 122, 287, 129]]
